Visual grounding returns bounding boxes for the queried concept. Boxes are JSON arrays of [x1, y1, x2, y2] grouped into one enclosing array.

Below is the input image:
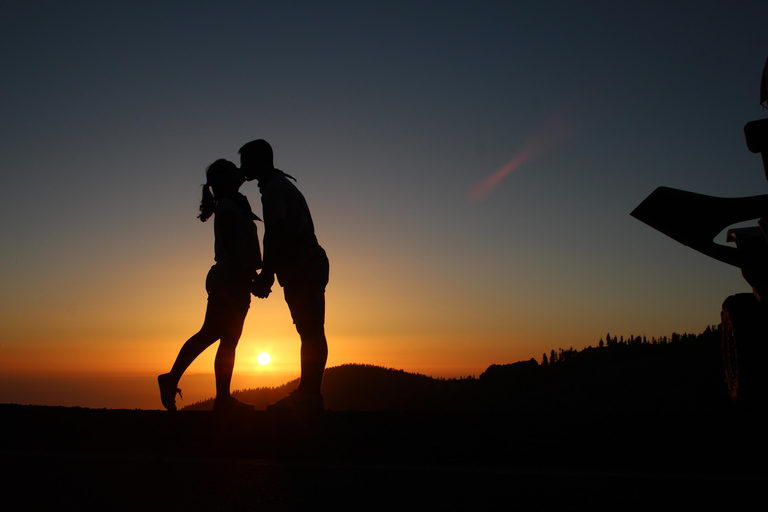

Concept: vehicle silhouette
[[631, 56, 768, 403]]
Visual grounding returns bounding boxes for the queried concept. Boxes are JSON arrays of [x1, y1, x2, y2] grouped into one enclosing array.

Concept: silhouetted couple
[[158, 140, 329, 413]]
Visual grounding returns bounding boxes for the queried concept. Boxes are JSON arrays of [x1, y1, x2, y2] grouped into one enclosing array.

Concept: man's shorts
[[281, 249, 329, 326]]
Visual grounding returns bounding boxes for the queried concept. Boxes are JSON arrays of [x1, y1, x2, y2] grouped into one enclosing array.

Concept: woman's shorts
[[205, 264, 251, 315]]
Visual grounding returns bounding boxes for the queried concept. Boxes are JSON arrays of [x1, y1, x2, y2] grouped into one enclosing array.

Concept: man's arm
[[252, 221, 289, 298], [261, 220, 292, 274]]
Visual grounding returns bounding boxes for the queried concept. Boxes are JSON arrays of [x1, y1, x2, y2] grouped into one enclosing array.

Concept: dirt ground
[[1, 404, 766, 511]]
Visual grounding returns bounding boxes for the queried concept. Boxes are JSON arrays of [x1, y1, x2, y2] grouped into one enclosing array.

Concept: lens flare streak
[[470, 116, 573, 202]]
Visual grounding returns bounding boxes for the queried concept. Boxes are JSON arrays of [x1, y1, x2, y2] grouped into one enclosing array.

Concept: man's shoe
[[213, 396, 255, 413], [266, 390, 324, 413], [158, 373, 182, 412]]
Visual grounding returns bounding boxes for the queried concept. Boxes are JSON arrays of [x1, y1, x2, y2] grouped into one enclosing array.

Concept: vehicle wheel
[[721, 293, 768, 403]]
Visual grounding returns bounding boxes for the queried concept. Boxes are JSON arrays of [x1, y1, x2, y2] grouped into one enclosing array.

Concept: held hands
[[251, 271, 275, 299]]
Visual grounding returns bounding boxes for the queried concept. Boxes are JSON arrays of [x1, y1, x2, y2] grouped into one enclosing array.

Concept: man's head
[[239, 139, 274, 181]]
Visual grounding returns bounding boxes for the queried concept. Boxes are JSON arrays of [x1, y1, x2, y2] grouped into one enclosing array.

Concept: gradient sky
[[2, 1, 767, 408]]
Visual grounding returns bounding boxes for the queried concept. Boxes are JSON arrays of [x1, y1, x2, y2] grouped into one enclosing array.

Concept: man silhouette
[[240, 139, 329, 412]]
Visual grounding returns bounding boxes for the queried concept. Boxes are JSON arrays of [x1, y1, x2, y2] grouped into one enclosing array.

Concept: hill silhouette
[[183, 325, 729, 413]]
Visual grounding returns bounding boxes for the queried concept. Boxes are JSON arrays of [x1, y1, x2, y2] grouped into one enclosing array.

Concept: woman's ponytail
[[198, 159, 239, 222], [198, 183, 215, 222]]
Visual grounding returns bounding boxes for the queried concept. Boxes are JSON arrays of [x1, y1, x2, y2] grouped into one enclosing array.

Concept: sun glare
[[257, 352, 271, 366]]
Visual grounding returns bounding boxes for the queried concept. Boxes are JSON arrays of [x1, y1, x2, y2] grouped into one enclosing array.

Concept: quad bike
[[631, 57, 768, 403]]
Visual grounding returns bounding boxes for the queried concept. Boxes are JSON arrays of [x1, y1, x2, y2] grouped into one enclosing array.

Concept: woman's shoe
[[158, 373, 182, 412]]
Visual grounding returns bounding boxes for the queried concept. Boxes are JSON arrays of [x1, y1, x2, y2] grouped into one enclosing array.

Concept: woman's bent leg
[[168, 302, 225, 384]]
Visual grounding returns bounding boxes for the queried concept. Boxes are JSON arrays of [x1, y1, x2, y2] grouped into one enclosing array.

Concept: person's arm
[[218, 210, 258, 282], [252, 221, 289, 298], [259, 183, 291, 282], [261, 220, 292, 274]]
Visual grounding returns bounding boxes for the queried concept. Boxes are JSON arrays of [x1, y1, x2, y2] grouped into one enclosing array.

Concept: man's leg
[[264, 320, 326, 412], [267, 254, 328, 411], [296, 321, 328, 396]]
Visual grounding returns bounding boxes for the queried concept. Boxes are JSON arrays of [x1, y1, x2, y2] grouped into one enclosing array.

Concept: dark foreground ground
[[1, 403, 766, 511]]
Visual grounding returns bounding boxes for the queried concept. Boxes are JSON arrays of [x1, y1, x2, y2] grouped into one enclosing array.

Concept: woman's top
[[213, 193, 262, 284]]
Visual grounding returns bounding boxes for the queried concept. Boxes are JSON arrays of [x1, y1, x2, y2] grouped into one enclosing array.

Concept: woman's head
[[205, 159, 243, 191], [198, 159, 244, 222]]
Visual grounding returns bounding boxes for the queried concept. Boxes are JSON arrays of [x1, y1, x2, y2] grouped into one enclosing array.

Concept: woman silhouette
[[158, 159, 262, 412]]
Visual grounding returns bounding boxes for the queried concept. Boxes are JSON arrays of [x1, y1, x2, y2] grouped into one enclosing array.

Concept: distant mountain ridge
[[183, 326, 728, 412]]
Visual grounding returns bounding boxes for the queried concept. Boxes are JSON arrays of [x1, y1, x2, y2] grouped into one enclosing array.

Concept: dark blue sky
[[2, 1, 767, 401]]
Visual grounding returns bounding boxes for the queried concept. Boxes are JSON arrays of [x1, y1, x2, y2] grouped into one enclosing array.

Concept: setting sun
[[257, 352, 272, 366]]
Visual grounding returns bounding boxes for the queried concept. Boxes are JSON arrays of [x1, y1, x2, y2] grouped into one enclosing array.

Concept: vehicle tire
[[721, 293, 768, 403]]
